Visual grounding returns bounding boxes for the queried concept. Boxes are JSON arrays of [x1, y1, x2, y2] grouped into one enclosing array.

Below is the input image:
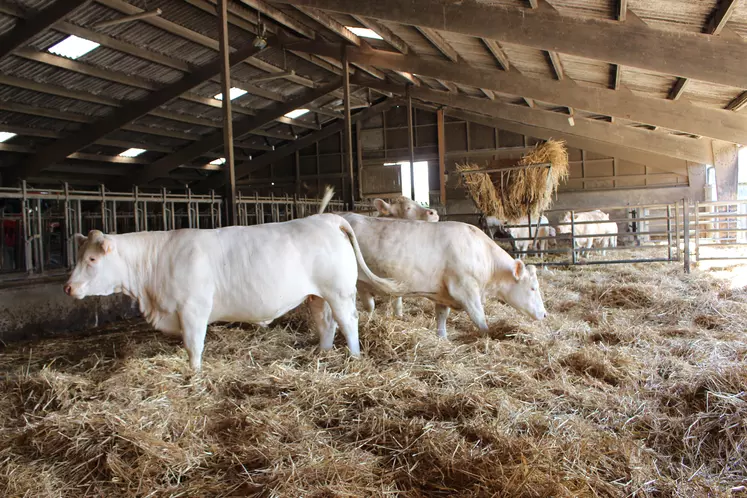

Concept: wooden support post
[[356, 119, 364, 202], [342, 45, 355, 209], [406, 85, 416, 201], [437, 108, 446, 204], [294, 150, 301, 197], [217, 0, 237, 226]]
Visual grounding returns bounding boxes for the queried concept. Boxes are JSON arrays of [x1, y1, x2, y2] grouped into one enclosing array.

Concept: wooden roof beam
[[271, 0, 747, 89], [285, 40, 747, 144], [727, 92, 747, 112], [0, 0, 89, 60], [415, 27, 459, 62], [5, 39, 270, 184], [352, 76, 715, 164], [133, 81, 342, 186], [351, 16, 407, 54], [195, 97, 399, 191], [668, 0, 738, 102]]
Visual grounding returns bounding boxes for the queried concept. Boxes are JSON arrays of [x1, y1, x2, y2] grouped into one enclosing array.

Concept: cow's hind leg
[[309, 297, 337, 351], [325, 293, 360, 357], [446, 279, 488, 333], [179, 307, 210, 371], [358, 285, 376, 314], [392, 296, 404, 317], [435, 304, 451, 339]]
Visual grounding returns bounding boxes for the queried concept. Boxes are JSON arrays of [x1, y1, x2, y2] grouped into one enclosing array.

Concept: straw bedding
[[458, 140, 569, 222], [1, 262, 746, 497]]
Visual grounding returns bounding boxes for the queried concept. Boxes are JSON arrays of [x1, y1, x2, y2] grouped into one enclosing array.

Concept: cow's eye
[[89, 257, 96, 263]]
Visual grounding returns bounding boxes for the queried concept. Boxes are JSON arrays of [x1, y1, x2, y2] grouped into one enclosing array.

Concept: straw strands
[[458, 139, 569, 222], [0, 261, 746, 496]]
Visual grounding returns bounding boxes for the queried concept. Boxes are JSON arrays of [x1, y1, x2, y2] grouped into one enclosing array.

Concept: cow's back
[[341, 213, 509, 294]]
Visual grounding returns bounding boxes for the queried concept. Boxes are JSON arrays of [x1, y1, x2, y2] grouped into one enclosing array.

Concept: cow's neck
[[114, 232, 169, 301]]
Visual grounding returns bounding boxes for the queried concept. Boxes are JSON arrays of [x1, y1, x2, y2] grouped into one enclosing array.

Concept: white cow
[[374, 196, 439, 222], [331, 190, 439, 317], [492, 215, 555, 259], [64, 216, 400, 371], [557, 210, 617, 257], [319, 195, 547, 338]]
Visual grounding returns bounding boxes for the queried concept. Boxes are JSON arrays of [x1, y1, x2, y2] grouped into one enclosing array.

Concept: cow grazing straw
[[459, 139, 569, 222]]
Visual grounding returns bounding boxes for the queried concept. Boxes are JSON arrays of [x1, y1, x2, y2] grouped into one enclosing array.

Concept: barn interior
[[0, 0, 746, 495]]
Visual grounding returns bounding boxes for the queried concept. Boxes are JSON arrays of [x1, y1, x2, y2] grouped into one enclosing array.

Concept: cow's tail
[[319, 185, 334, 214], [338, 218, 404, 295]]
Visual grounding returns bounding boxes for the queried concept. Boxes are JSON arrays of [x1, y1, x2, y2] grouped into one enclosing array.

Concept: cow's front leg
[[435, 304, 451, 339], [179, 307, 210, 371]]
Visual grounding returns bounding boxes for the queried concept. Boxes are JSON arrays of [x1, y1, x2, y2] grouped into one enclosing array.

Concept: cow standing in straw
[[64, 215, 401, 370], [557, 210, 617, 258]]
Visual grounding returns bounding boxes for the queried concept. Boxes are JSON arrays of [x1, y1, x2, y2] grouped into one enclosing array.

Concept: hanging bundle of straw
[[458, 139, 569, 222]]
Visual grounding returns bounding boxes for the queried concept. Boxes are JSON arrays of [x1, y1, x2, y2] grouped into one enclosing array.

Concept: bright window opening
[[214, 88, 248, 101], [48, 35, 100, 59], [346, 27, 383, 40], [397, 161, 430, 206], [284, 108, 309, 119], [209, 157, 226, 165], [119, 148, 146, 157], [0, 132, 16, 143]]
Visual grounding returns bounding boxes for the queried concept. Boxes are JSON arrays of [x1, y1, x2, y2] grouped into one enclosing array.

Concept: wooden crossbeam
[[195, 98, 398, 191], [0, 0, 89, 59], [272, 0, 747, 89], [5, 39, 270, 184], [353, 76, 715, 164], [133, 82, 342, 186], [286, 41, 747, 144]]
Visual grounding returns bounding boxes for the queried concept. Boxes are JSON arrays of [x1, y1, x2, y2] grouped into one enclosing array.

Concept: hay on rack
[[458, 139, 569, 221]]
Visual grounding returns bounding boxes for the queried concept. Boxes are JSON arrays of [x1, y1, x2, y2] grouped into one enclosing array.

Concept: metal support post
[[406, 84, 416, 202], [217, 0, 238, 226], [342, 45, 355, 210], [683, 199, 691, 273]]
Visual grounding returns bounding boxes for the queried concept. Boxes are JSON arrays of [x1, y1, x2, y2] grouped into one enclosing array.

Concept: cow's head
[[502, 260, 546, 320], [64, 230, 125, 299], [556, 212, 573, 235], [374, 197, 439, 221]]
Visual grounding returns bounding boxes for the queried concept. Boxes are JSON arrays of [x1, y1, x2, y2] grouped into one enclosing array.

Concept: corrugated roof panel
[[685, 80, 744, 109], [629, 0, 714, 33], [131, 114, 214, 136], [440, 32, 499, 68], [108, 129, 190, 149], [546, 0, 616, 20], [726, 3, 747, 39], [499, 43, 555, 79], [0, 110, 83, 132], [0, 55, 150, 101], [560, 53, 612, 89], [0, 13, 18, 37], [620, 66, 678, 99], [380, 23, 443, 59], [0, 85, 113, 117]]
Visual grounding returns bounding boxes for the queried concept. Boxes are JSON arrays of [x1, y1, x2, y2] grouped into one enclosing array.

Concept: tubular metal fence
[[0, 182, 372, 279]]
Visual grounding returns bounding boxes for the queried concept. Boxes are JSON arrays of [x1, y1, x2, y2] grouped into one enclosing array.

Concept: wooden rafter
[[5, 39, 271, 184], [133, 82, 342, 186], [0, 0, 89, 60], [285, 40, 747, 144], [195, 98, 399, 191], [352, 76, 715, 164], [271, 0, 747, 89], [669, 0, 739, 102]]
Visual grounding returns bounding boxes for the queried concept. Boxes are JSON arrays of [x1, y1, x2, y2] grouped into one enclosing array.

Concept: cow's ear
[[100, 236, 115, 255], [374, 198, 391, 216], [512, 259, 525, 281], [526, 264, 537, 277], [74, 233, 87, 249]]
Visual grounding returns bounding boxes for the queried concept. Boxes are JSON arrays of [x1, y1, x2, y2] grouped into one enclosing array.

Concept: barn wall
[[0, 277, 136, 343], [248, 107, 703, 217]]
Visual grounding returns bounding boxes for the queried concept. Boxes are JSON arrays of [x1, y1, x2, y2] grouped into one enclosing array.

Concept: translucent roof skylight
[[48, 35, 100, 59], [284, 108, 310, 119], [119, 148, 146, 157], [0, 132, 17, 143], [346, 27, 383, 40], [214, 88, 248, 101]]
